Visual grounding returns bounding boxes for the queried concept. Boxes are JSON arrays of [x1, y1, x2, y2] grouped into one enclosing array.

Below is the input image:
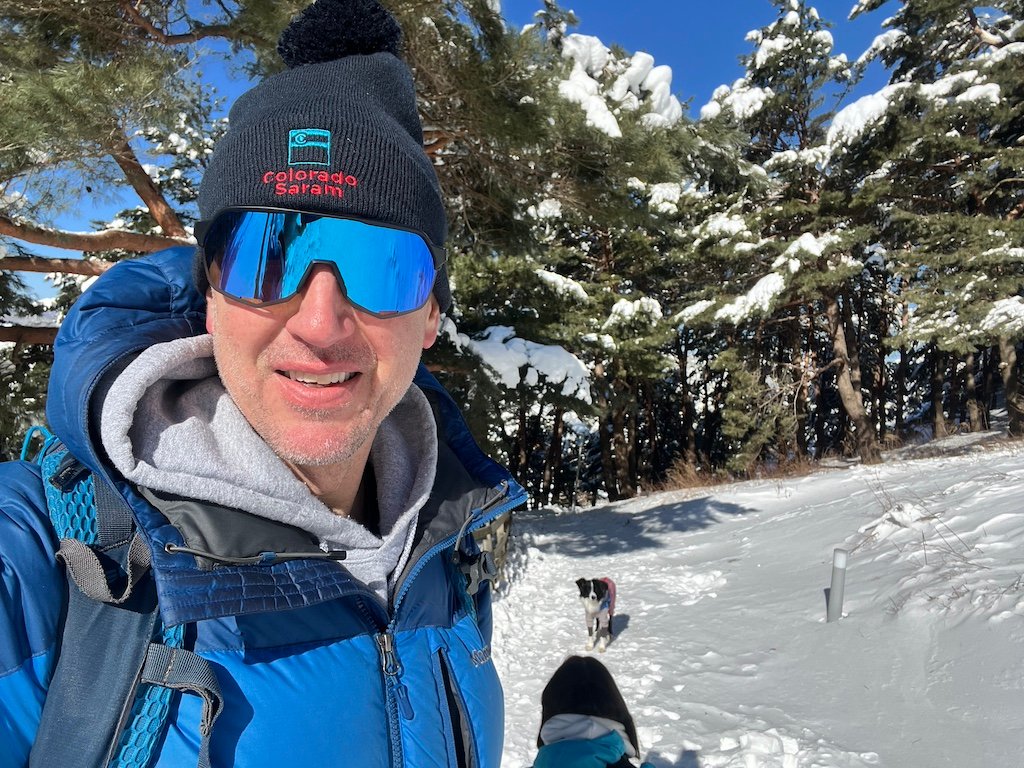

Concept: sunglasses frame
[[196, 206, 446, 318]]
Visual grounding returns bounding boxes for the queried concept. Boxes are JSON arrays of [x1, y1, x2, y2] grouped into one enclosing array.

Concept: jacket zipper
[[375, 631, 412, 768], [370, 482, 523, 768]]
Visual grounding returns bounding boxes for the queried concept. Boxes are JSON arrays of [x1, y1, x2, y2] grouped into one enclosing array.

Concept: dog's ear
[[575, 578, 587, 592]]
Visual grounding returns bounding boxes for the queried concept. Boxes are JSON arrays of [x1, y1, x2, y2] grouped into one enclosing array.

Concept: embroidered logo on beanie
[[263, 128, 361, 200], [288, 128, 332, 166]]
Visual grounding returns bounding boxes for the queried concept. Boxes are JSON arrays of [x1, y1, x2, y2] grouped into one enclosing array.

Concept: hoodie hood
[[47, 247, 206, 480]]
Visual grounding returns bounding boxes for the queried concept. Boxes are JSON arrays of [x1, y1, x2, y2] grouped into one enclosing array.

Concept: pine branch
[[107, 130, 188, 238], [0, 213, 190, 253], [119, 0, 250, 46]]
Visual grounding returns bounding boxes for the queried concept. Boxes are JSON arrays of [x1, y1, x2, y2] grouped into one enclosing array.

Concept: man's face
[[206, 264, 440, 470]]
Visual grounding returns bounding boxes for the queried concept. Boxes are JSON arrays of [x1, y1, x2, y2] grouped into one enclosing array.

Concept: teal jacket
[[534, 732, 634, 768]]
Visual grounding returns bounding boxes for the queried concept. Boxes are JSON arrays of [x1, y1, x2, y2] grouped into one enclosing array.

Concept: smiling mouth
[[283, 370, 358, 387]]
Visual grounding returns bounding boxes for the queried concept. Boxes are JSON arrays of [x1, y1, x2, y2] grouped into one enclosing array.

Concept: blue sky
[[501, 0, 893, 114]]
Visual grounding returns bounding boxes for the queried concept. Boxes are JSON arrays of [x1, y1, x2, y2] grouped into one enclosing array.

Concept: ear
[[205, 290, 216, 334], [421, 297, 440, 350], [575, 578, 586, 591]]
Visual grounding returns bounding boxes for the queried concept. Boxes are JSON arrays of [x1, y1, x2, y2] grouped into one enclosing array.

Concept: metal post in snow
[[827, 548, 849, 622]]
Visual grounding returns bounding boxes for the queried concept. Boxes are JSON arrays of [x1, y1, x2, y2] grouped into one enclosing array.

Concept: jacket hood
[[47, 247, 207, 477]]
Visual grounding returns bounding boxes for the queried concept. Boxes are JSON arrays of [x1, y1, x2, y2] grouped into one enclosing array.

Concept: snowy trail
[[492, 443, 1024, 767]]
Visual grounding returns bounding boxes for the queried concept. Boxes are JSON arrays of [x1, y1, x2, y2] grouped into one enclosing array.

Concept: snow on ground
[[493, 438, 1024, 767]]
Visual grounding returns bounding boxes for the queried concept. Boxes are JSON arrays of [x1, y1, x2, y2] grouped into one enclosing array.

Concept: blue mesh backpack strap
[[24, 434, 220, 768]]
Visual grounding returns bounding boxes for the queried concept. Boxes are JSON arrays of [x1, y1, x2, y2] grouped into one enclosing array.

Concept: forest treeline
[[1, 1, 1022, 507]]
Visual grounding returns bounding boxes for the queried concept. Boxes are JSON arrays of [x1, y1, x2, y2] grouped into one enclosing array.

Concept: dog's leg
[[608, 615, 614, 636], [596, 620, 608, 652], [585, 618, 596, 650]]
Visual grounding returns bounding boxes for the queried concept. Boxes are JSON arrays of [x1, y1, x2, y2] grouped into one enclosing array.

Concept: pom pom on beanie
[[277, 0, 403, 65]]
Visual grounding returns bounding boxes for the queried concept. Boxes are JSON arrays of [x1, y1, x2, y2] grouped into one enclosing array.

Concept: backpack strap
[[27, 433, 223, 768]]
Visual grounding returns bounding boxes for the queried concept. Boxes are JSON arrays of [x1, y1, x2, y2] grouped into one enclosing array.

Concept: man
[[0, 0, 524, 765]]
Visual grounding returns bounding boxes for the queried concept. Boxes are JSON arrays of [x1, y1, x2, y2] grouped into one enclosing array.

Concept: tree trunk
[[981, 346, 998, 416], [677, 333, 698, 466], [540, 406, 564, 506], [826, 294, 881, 463], [813, 366, 829, 460], [930, 345, 948, 439], [997, 336, 1024, 436], [793, 311, 813, 458], [894, 344, 908, 439], [611, 403, 633, 499], [592, 363, 619, 501], [514, 397, 529, 483], [599, 412, 619, 501], [963, 351, 986, 431]]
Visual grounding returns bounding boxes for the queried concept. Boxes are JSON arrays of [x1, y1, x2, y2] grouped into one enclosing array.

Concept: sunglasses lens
[[202, 210, 438, 315]]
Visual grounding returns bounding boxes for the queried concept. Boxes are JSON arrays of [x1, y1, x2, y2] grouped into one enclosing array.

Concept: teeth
[[286, 370, 356, 386]]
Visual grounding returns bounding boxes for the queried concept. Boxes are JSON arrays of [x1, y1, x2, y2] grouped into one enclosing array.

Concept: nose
[[283, 264, 358, 347]]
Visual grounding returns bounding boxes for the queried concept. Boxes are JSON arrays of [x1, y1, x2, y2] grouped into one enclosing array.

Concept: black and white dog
[[575, 577, 616, 652]]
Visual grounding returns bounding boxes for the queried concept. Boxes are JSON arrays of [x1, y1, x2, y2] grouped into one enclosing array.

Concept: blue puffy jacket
[[0, 247, 525, 767]]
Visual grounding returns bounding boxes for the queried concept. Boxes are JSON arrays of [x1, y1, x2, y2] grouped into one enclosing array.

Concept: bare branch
[[107, 130, 188, 238], [423, 128, 456, 159], [0, 325, 58, 345], [0, 255, 110, 276], [119, 0, 247, 46], [966, 9, 1011, 48], [0, 213, 191, 253]]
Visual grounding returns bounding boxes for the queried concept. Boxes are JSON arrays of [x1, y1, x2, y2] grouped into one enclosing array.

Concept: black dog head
[[575, 578, 609, 601]]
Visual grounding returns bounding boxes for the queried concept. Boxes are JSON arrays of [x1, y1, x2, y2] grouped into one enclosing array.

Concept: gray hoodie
[[99, 334, 437, 602]]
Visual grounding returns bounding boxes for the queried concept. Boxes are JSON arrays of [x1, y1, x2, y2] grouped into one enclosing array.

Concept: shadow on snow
[[511, 495, 754, 558]]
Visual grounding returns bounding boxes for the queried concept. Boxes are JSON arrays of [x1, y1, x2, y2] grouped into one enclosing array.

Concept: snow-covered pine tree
[[692, 0, 886, 468], [846, 0, 1024, 434], [419, 6, 718, 501]]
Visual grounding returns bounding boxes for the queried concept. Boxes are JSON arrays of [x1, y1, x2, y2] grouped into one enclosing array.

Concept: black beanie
[[195, 0, 451, 312]]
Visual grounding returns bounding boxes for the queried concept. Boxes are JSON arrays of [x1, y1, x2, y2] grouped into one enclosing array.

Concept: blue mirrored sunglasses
[[197, 208, 445, 317]]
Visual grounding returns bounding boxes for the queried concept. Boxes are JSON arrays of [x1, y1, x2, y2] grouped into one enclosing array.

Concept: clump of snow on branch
[[628, 177, 706, 212], [764, 146, 830, 172], [856, 30, 906, 68], [826, 83, 911, 154], [557, 34, 682, 138], [535, 269, 589, 302], [527, 199, 563, 219], [954, 83, 1001, 106], [828, 66, 1002, 160], [675, 299, 716, 326], [979, 41, 1024, 68], [581, 332, 616, 350], [601, 297, 663, 331], [715, 273, 787, 323], [981, 298, 1024, 335], [691, 212, 752, 246], [648, 183, 683, 214], [783, 231, 842, 260], [700, 79, 774, 122], [441, 320, 592, 403]]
